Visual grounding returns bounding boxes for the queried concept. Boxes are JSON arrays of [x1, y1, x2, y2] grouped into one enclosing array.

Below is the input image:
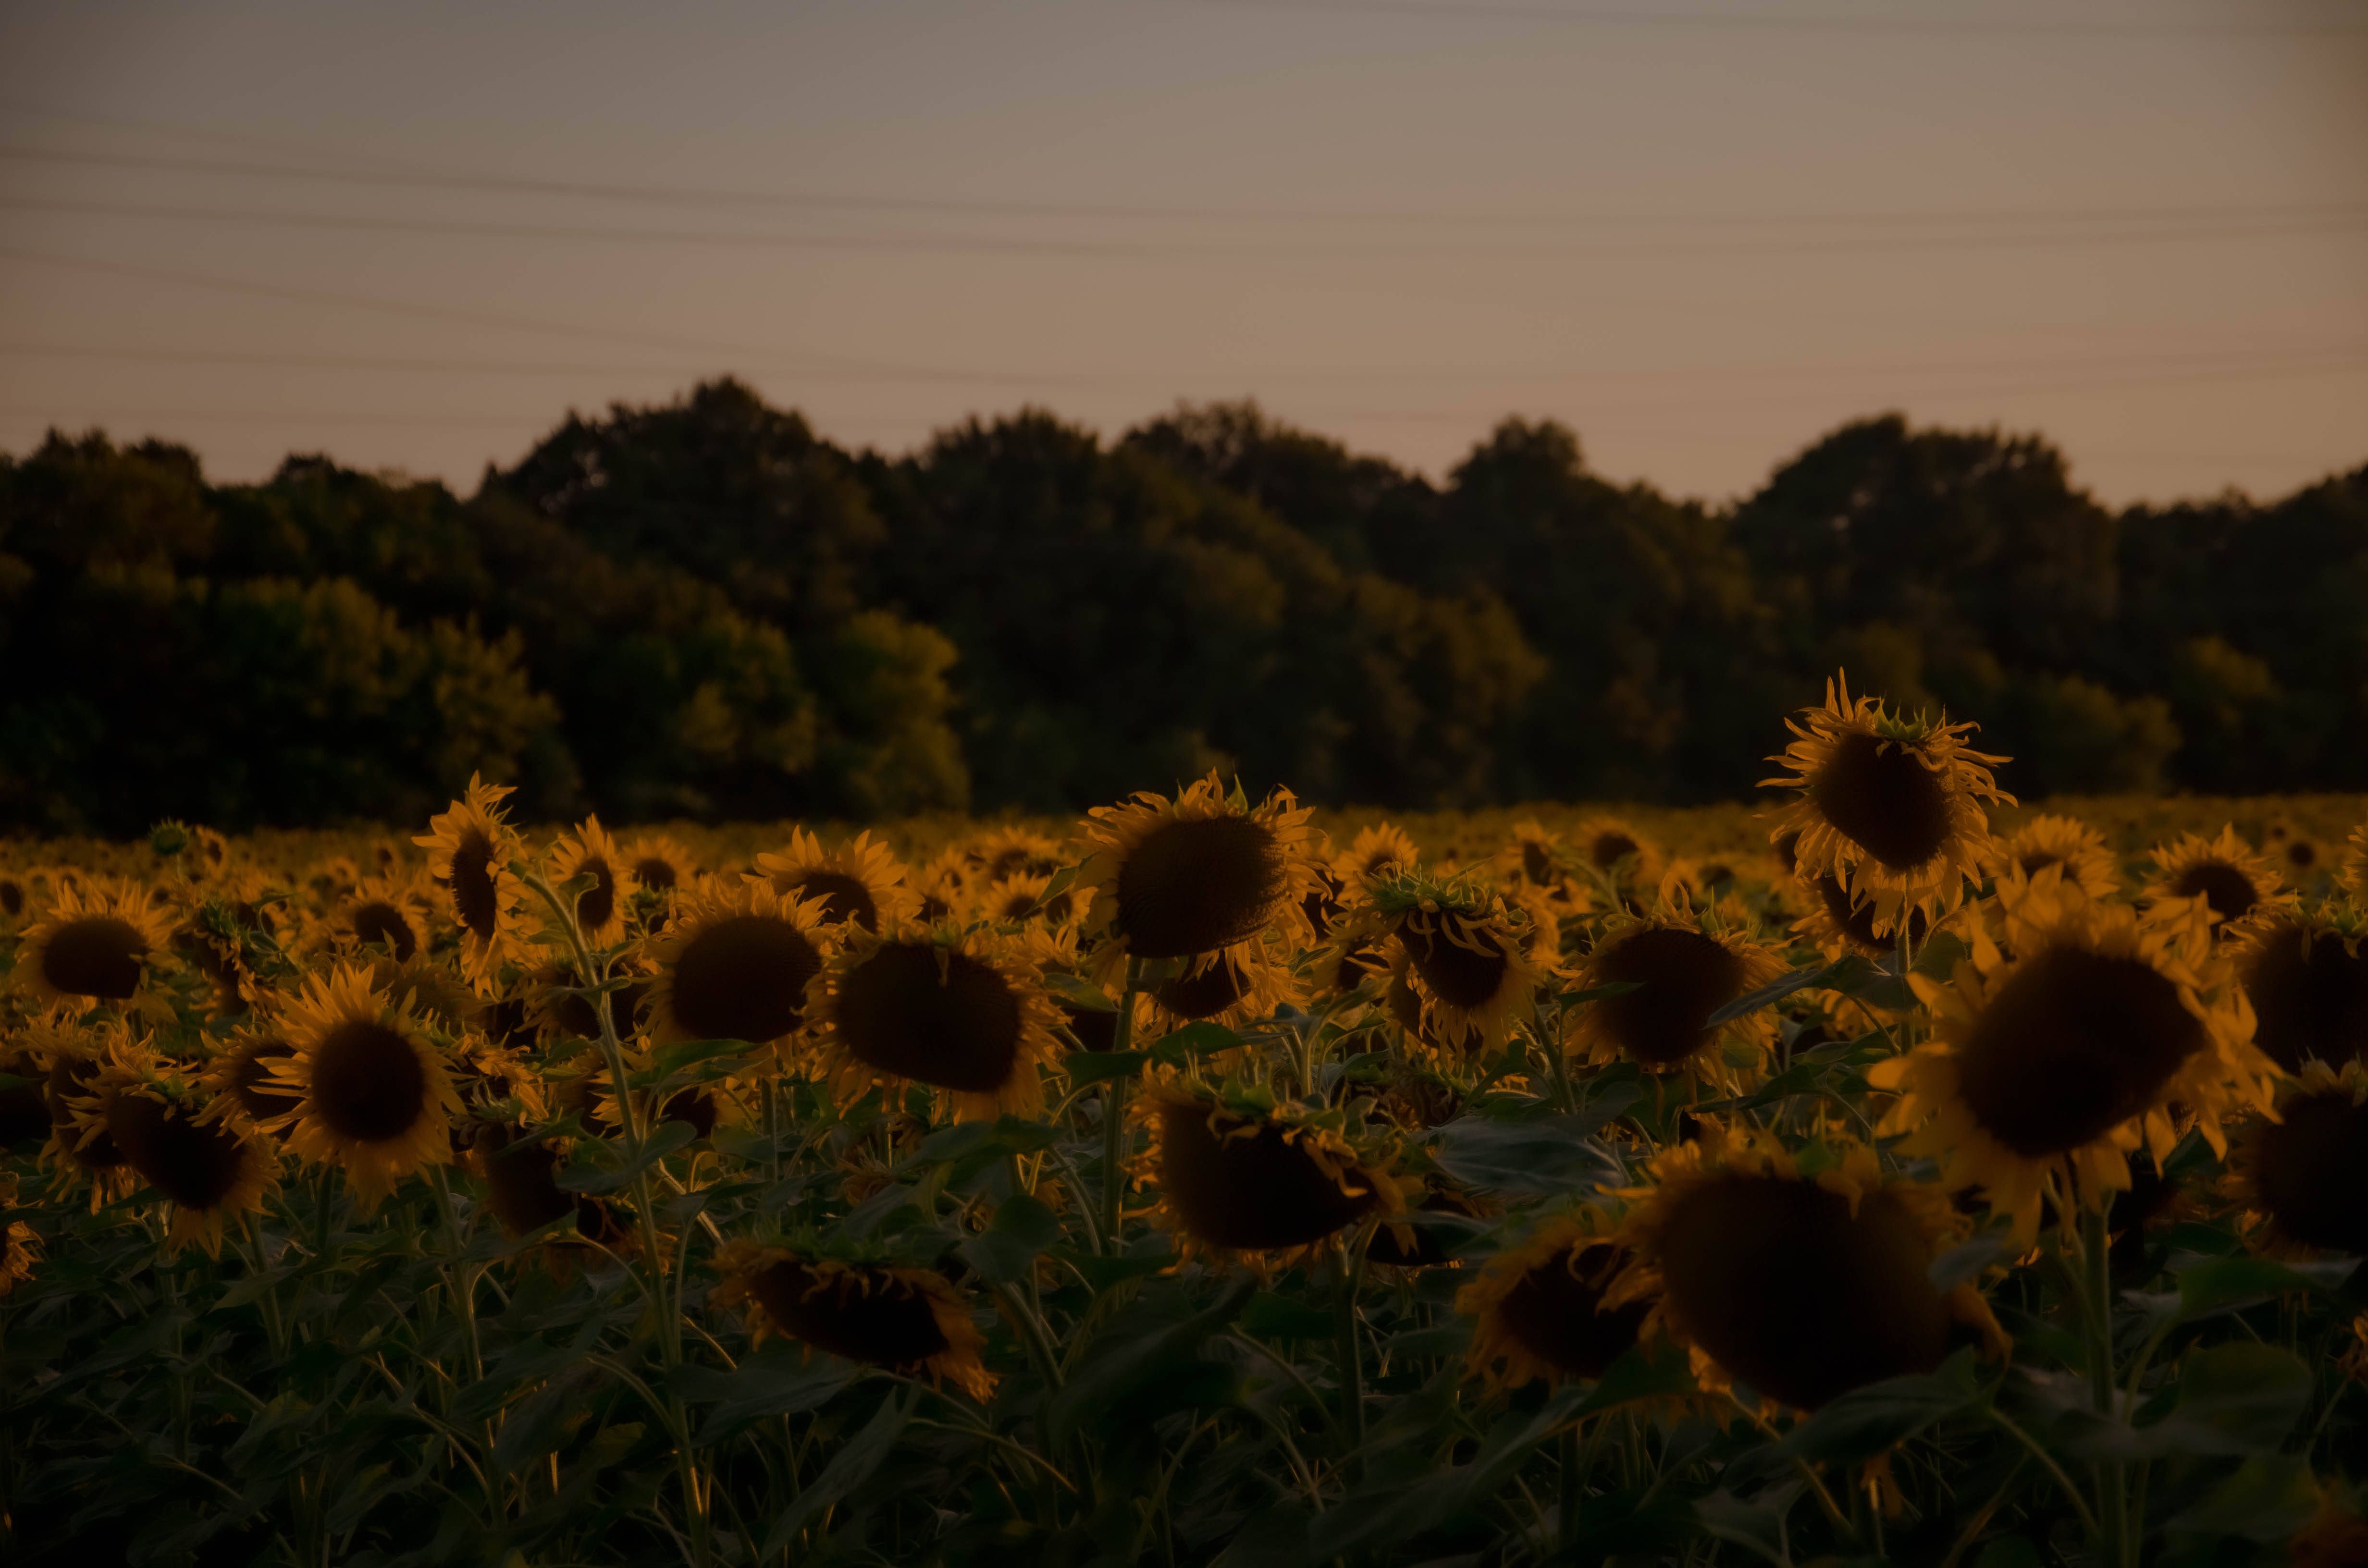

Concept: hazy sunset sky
[[1, 0, 2362, 506]]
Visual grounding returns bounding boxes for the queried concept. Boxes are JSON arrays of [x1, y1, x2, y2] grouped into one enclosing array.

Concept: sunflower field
[[3, 680, 2368, 1567]]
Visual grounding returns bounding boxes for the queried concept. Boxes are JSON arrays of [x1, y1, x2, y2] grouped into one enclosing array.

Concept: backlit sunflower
[[413, 775, 527, 993], [2146, 826, 2292, 937], [645, 880, 833, 1051], [2232, 906, 2368, 1071], [2235, 1059, 2368, 1256], [806, 925, 1063, 1119], [1075, 776, 1322, 983], [755, 828, 918, 934], [1356, 876, 1552, 1055], [1135, 1085, 1406, 1271], [1788, 870, 1936, 963], [1567, 904, 1787, 1089], [711, 1239, 993, 1399], [1607, 1127, 2005, 1412], [1996, 813, 2119, 901], [1870, 874, 2274, 1245], [12, 877, 174, 1010], [85, 1047, 278, 1257], [1457, 1209, 1651, 1391], [268, 964, 462, 1209], [549, 815, 633, 947], [1763, 674, 2008, 940]]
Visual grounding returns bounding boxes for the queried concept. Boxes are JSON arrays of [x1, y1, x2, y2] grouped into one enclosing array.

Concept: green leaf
[[1782, 1349, 1985, 1465], [1240, 1291, 1333, 1341], [2163, 1453, 2320, 1544], [1148, 1021, 1248, 1061], [677, 1346, 857, 1445], [1434, 1112, 1622, 1197], [958, 1192, 1064, 1286], [759, 1393, 910, 1555], [1705, 961, 1834, 1026], [2172, 1252, 2359, 1322], [2159, 1342, 2314, 1454], [628, 1037, 757, 1087], [554, 1117, 696, 1193], [1044, 970, 1114, 1011], [1065, 1051, 1147, 1086]]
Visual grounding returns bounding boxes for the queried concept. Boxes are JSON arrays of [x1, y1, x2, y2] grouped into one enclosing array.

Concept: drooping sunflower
[[85, 1050, 278, 1257], [549, 815, 633, 947], [1996, 813, 2119, 901], [645, 879, 833, 1051], [1788, 870, 1936, 963], [1608, 1127, 2006, 1412], [1077, 775, 1322, 976], [2235, 1060, 2368, 1256], [2145, 826, 2292, 937], [1763, 674, 2009, 940], [711, 1239, 994, 1399], [1457, 1209, 1651, 1391], [806, 925, 1064, 1119], [2232, 906, 2368, 1072], [1566, 904, 1787, 1089], [267, 964, 463, 1209], [754, 828, 919, 935], [0, 1174, 39, 1295], [12, 877, 175, 1010], [1356, 876, 1552, 1056], [1136, 1084, 1406, 1271], [413, 775, 528, 993], [1142, 942, 1302, 1033], [1870, 874, 2274, 1245]]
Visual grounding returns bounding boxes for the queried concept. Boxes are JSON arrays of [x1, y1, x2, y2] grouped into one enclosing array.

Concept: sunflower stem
[[1333, 1233, 1369, 1478], [1556, 1423, 1581, 1552], [2080, 1206, 2131, 1568], [1101, 956, 1142, 1254]]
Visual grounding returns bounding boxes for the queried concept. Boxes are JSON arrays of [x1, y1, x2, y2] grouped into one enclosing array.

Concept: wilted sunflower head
[[646, 880, 832, 1050], [754, 829, 918, 935], [271, 964, 463, 1210], [412, 774, 525, 993], [13, 878, 173, 1009], [549, 815, 632, 945], [2146, 826, 2290, 937], [1139, 1086, 1404, 1269], [711, 1240, 993, 1399], [1872, 879, 2273, 1246], [2241, 1062, 2368, 1256], [1078, 775, 1320, 968], [1611, 1129, 2004, 1412], [1997, 813, 2120, 900], [1145, 943, 1299, 1031], [1569, 907, 1786, 1085], [2233, 909, 2368, 1073], [808, 926, 1062, 1119], [1360, 877, 1550, 1057], [1763, 674, 2008, 938], [1457, 1210, 1650, 1391]]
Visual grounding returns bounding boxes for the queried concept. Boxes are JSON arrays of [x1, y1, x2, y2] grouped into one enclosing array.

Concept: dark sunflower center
[[1592, 926, 1747, 1066], [450, 829, 500, 938], [1809, 730, 1953, 872], [750, 1261, 951, 1369], [577, 858, 617, 932], [40, 916, 148, 999], [1156, 1100, 1374, 1250], [1815, 875, 1929, 955], [1658, 1173, 1948, 1409], [836, 942, 1022, 1093], [986, 847, 1033, 882], [311, 1020, 430, 1143], [2171, 861, 2259, 925], [1957, 946, 2205, 1156], [0, 879, 24, 917], [2244, 923, 2368, 1071], [778, 870, 878, 931], [634, 855, 679, 891], [1589, 832, 1639, 869], [1154, 955, 1252, 1022], [669, 915, 820, 1042], [1059, 1000, 1119, 1053], [2252, 1090, 2368, 1253], [226, 1040, 298, 1121], [106, 1095, 247, 1210], [1116, 816, 1287, 959], [1496, 1242, 1649, 1380], [2288, 842, 2317, 869], [350, 900, 419, 962], [1405, 916, 1511, 1010], [2020, 852, 2061, 875]]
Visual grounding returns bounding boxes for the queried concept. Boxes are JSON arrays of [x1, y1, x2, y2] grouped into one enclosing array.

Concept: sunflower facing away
[[645, 879, 833, 1052], [1870, 874, 2274, 1245], [267, 964, 463, 1209], [1608, 1127, 2006, 1412], [1764, 674, 2009, 941], [1136, 1084, 1405, 1271], [805, 925, 1064, 1119], [1567, 904, 1787, 1090], [1457, 1208, 1650, 1392], [755, 828, 919, 935], [2236, 1059, 2368, 1257], [413, 775, 527, 993], [13, 877, 175, 1010], [1078, 775, 1322, 972], [2231, 906, 2368, 1073], [711, 1239, 993, 1399], [2146, 825, 2292, 937]]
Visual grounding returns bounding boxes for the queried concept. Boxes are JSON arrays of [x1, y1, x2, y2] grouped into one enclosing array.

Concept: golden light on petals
[[754, 828, 918, 934], [1456, 1211, 1648, 1391], [13, 878, 173, 1008], [270, 964, 462, 1210], [807, 926, 1063, 1119], [1078, 775, 1321, 965], [550, 815, 632, 945], [2146, 826, 2291, 937], [412, 774, 526, 993], [1568, 906, 1786, 1088], [645, 880, 831, 1049]]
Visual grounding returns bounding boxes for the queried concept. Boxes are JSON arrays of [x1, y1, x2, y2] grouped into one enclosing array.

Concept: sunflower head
[[1456, 1210, 1650, 1391], [337, 871, 433, 966], [965, 827, 1062, 885], [12, 877, 174, 1010], [1359, 875, 1550, 1056], [202, 1028, 303, 1132], [92, 1054, 279, 1257], [2233, 907, 2368, 1073], [1611, 1128, 2004, 1412], [34, 1025, 142, 1208], [1568, 904, 1786, 1086], [1144, 943, 1300, 1032], [550, 816, 633, 945], [2240, 1061, 2368, 1256], [807, 925, 1063, 1120], [755, 829, 918, 935], [1138, 1084, 1405, 1271], [468, 1122, 628, 1250], [1079, 775, 1321, 964], [2146, 826, 2291, 937], [412, 775, 526, 993], [1997, 813, 2120, 901], [270, 964, 463, 1210], [646, 879, 833, 1050], [711, 1239, 993, 1399], [1569, 815, 1665, 892]]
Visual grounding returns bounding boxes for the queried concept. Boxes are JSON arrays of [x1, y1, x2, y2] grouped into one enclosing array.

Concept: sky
[[0, 0, 2363, 508]]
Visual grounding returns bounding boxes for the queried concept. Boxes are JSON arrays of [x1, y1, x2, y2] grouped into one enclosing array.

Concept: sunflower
[[2264, 816, 2330, 888], [1608, 1127, 2005, 1412], [0, 1173, 37, 1296], [333, 870, 434, 966], [525, 961, 652, 1047], [1340, 823, 1421, 886], [977, 870, 1081, 930], [413, 775, 527, 993], [1763, 674, 2008, 940], [2146, 826, 2291, 936], [1142, 943, 1301, 1033], [267, 964, 463, 1209], [1356, 877, 1551, 1055], [910, 847, 971, 926], [1504, 821, 1570, 893], [1456, 1209, 1650, 1391], [466, 1122, 628, 1250], [549, 816, 633, 947], [645, 880, 833, 1050], [964, 826, 1063, 885], [711, 1240, 993, 1399], [2233, 906, 2368, 1072], [1568, 815, 1665, 891], [1870, 874, 2274, 1245], [1996, 813, 2119, 901], [806, 925, 1064, 1119], [0, 866, 32, 931], [1567, 904, 1787, 1088], [1788, 870, 1935, 963], [1135, 1085, 1406, 1271], [572, 1044, 726, 1140], [12, 877, 174, 1010], [2236, 1060, 2368, 1256], [200, 1026, 303, 1131], [86, 1051, 278, 1257], [754, 828, 918, 935], [1078, 775, 1322, 973], [36, 1026, 142, 1209]]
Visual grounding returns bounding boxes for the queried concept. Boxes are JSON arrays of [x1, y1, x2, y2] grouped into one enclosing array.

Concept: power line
[[1163, 0, 2368, 38]]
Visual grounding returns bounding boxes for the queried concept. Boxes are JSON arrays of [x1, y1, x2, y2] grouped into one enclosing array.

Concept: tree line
[[2, 379, 2361, 834]]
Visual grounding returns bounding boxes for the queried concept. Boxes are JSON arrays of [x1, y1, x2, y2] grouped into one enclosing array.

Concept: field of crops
[[3, 692, 2367, 1566]]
